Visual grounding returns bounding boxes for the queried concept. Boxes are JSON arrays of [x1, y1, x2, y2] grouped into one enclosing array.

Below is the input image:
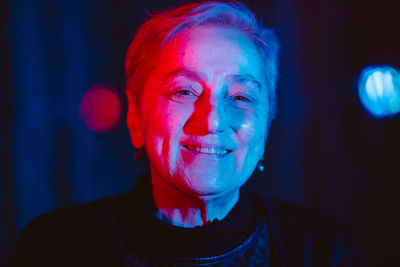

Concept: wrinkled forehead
[[152, 25, 265, 87]]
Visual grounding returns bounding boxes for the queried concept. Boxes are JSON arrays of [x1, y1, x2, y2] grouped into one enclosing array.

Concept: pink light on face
[[79, 84, 122, 133], [128, 25, 268, 197]]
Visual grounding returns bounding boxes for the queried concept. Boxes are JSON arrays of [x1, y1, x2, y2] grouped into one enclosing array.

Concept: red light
[[79, 84, 122, 133]]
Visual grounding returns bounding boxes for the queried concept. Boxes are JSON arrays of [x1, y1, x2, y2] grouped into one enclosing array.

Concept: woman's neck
[[150, 169, 239, 228]]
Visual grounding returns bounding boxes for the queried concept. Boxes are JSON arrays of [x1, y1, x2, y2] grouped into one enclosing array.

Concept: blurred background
[[1, 0, 399, 266]]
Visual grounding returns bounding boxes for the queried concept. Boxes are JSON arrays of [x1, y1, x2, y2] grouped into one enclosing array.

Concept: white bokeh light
[[358, 65, 400, 118]]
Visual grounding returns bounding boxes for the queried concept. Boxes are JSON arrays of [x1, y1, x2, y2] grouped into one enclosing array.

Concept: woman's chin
[[178, 173, 241, 198]]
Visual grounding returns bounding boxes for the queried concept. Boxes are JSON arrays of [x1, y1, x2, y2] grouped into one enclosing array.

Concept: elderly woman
[[13, 1, 364, 266]]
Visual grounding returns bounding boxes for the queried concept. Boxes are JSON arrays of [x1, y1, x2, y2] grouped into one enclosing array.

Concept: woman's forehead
[[154, 25, 265, 86]]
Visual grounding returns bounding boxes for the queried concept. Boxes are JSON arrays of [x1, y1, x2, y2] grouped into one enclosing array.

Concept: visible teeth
[[186, 145, 228, 155]]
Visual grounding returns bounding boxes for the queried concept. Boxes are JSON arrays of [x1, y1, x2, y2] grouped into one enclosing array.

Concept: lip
[[182, 144, 233, 157]]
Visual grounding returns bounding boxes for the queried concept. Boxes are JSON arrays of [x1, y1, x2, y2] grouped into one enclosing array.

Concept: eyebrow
[[162, 68, 202, 84], [162, 68, 262, 91], [228, 74, 263, 91]]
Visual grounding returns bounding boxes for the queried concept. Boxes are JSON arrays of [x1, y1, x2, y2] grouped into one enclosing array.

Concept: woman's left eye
[[227, 93, 256, 109], [233, 95, 250, 102]]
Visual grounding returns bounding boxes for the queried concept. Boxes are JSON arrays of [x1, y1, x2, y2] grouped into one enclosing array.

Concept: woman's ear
[[127, 102, 144, 149]]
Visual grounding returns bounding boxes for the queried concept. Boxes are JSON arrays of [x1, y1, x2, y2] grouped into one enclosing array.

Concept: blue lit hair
[[125, 0, 280, 124]]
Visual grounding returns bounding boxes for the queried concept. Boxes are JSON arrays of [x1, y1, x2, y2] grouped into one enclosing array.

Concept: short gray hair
[[125, 0, 280, 124]]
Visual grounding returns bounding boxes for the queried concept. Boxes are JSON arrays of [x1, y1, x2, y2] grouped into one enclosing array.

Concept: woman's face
[[128, 25, 269, 197]]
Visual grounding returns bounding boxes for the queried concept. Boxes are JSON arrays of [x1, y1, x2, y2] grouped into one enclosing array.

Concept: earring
[[134, 148, 145, 160], [134, 148, 149, 166], [257, 159, 264, 172]]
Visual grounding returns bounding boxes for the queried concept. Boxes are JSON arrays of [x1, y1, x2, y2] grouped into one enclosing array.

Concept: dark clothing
[[12, 173, 365, 266]]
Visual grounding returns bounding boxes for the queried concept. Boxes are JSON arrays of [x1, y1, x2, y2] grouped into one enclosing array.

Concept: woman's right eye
[[175, 89, 194, 96], [170, 87, 198, 103]]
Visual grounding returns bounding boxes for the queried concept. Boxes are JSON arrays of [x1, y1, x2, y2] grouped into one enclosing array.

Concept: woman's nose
[[184, 96, 228, 136]]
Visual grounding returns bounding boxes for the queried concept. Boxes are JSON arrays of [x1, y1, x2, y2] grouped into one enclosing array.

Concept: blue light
[[358, 65, 400, 118]]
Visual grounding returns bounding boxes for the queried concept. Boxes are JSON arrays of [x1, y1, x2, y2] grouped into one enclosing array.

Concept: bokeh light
[[79, 84, 122, 133], [358, 65, 400, 119]]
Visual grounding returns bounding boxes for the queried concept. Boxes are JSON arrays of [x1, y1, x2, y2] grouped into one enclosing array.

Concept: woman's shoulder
[[249, 193, 366, 266], [12, 192, 132, 266], [249, 193, 352, 243], [254, 195, 350, 238], [25, 192, 129, 229]]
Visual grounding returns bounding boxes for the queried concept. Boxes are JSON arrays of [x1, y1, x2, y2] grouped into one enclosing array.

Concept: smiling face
[[128, 25, 269, 197]]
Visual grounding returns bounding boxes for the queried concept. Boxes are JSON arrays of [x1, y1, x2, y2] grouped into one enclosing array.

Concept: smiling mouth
[[184, 145, 232, 155]]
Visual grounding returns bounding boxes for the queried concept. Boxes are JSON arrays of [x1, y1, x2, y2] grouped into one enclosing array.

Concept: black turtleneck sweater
[[12, 172, 365, 266]]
